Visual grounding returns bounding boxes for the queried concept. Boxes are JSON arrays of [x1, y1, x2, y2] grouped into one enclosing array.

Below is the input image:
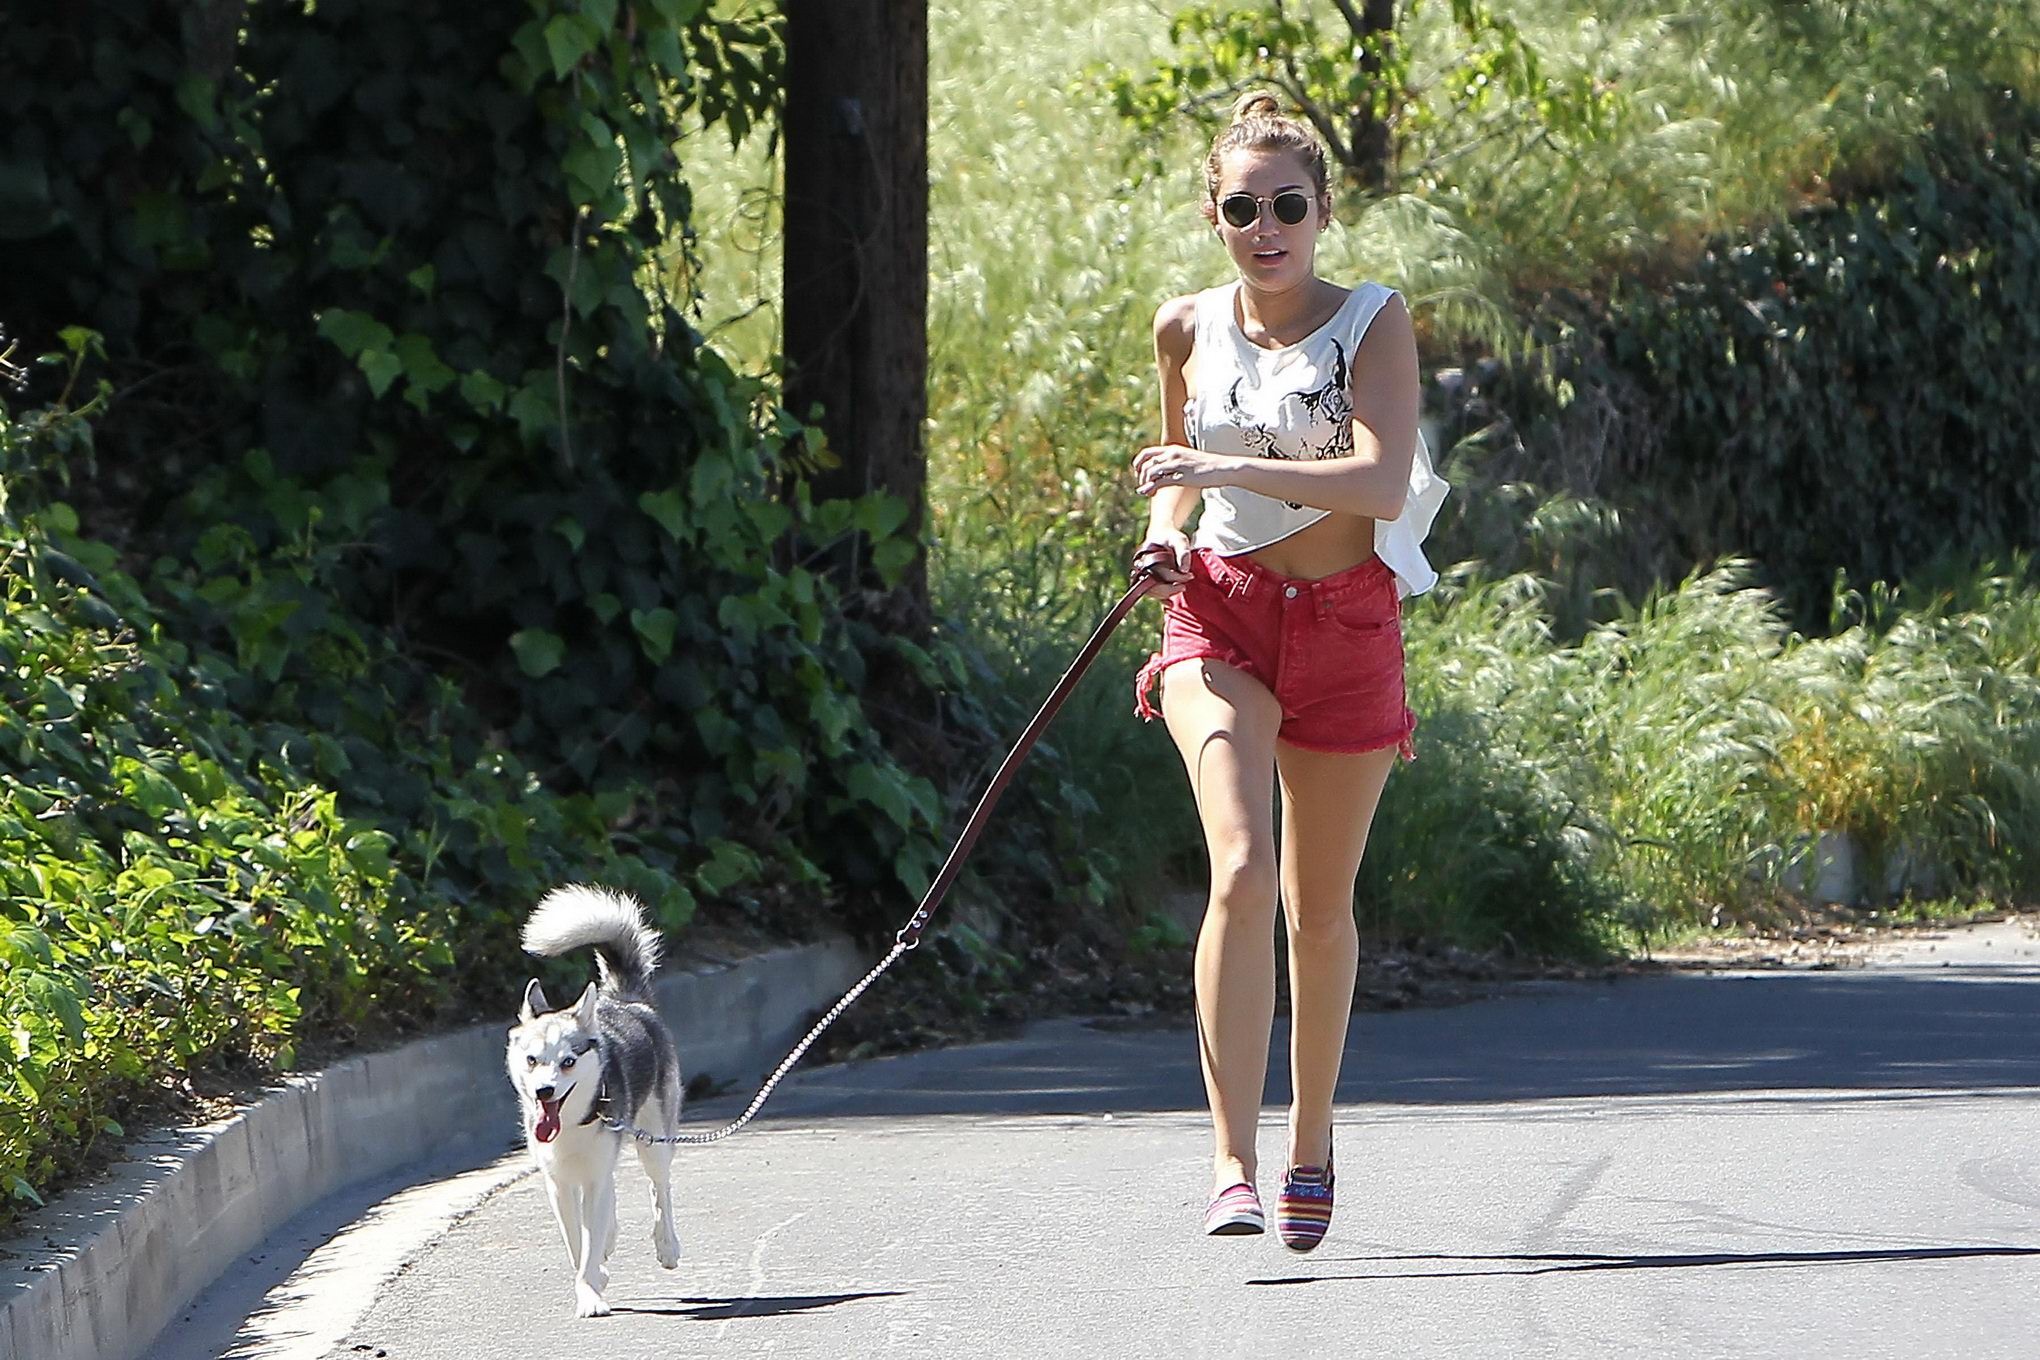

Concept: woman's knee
[[1282, 889, 1358, 940], [1206, 847, 1278, 917]]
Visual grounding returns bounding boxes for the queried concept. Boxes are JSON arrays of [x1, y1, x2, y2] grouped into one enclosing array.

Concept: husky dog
[[506, 885, 685, 1317]]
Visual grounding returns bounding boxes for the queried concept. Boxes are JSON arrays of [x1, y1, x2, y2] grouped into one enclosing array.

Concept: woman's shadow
[[1248, 1244, 2040, 1287]]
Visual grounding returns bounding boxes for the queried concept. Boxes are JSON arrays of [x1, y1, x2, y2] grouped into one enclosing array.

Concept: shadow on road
[[1351, 968, 2040, 1103], [615, 1290, 904, 1320], [750, 966, 2040, 1122], [1245, 1244, 2040, 1286]]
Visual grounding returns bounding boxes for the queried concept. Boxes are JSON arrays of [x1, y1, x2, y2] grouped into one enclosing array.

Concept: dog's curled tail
[[522, 885, 664, 1000]]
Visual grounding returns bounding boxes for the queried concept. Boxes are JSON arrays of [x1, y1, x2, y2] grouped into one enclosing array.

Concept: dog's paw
[[574, 1283, 611, 1318], [656, 1228, 682, 1269]]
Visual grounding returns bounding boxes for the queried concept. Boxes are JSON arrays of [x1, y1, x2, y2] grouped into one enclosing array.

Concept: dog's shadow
[[614, 1290, 904, 1321]]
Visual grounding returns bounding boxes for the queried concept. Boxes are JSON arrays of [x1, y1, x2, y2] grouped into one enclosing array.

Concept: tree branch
[[1275, 55, 1355, 172], [1326, 0, 1369, 39]]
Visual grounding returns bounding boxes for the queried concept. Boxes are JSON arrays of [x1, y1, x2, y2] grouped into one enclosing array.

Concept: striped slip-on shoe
[[1275, 1161, 1334, 1251], [1202, 1181, 1266, 1236]]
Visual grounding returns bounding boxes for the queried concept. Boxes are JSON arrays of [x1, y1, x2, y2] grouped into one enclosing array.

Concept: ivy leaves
[[316, 310, 457, 410]]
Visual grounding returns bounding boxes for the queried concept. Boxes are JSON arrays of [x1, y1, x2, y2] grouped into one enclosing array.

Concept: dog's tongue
[[535, 1098, 563, 1143]]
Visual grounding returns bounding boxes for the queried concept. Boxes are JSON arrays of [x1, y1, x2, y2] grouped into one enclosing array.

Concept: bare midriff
[[1243, 508, 1376, 580]]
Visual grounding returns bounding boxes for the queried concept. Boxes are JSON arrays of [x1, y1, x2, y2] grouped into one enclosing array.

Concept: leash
[[602, 551, 1177, 1146]]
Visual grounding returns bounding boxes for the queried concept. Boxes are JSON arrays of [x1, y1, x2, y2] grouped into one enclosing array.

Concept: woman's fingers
[[1135, 448, 1180, 496], [1132, 446, 1159, 493], [1133, 443, 1178, 478]]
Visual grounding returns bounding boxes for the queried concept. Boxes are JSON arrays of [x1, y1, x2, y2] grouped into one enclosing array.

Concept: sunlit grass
[[1395, 555, 2040, 946]]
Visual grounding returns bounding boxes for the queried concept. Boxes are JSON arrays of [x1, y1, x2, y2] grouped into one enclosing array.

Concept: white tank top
[[1184, 280, 1448, 597]]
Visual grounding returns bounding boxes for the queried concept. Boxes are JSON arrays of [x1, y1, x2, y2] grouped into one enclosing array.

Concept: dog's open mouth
[[535, 1096, 564, 1143]]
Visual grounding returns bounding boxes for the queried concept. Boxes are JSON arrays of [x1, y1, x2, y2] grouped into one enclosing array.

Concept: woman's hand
[[1133, 443, 1239, 497], [1132, 528, 1193, 599]]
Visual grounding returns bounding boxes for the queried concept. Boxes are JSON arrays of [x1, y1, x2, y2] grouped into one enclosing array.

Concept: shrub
[[1440, 104, 2040, 626]]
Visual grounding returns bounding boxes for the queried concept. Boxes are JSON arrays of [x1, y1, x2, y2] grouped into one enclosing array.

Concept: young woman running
[[1130, 91, 1447, 1252]]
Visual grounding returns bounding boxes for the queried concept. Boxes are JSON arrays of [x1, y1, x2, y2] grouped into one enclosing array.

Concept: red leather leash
[[893, 550, 1174, 950]]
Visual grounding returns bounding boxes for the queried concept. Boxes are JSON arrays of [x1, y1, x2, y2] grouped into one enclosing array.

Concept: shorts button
[[1283, 585, 1298, 599]]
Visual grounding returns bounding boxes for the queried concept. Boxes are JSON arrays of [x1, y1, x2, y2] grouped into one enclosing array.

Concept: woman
[[1130, 91, 1447, 1251]]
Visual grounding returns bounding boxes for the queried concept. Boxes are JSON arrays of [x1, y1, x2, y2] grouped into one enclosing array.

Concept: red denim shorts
[[1134, 549, 1416, 758]]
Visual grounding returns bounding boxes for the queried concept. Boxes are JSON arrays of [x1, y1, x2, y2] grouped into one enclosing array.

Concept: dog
[[506, 885, 685, 1317]]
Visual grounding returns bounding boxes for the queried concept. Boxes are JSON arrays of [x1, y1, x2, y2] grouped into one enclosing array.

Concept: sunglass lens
[[1273, 192, 1310, 225], [1220, 194, 1258, 229]]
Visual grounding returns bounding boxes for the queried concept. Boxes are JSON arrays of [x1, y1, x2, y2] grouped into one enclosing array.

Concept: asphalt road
[[163, 920, 2040, 1360]]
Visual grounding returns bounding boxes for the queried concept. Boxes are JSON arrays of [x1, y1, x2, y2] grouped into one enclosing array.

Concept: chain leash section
[[601, 561, 1168, 1147], [604, 940, 909, 1146]]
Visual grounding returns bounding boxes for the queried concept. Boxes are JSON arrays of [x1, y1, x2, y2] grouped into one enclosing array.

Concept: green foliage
[[1, 3, 943, 899], [0, 1, 946, 1224], [1099, 0, 1617, 190], [1388, 555, 2040, 951], [1358, 698, 1616, 957], [0, 341, 926, 1224], [1445, 104, 2040, 627], [1093, 0, 2040, 320], [1, 395, 443, 1216]]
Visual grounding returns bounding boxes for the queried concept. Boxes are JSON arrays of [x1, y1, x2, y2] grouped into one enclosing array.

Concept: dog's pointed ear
[[573, 980, 600, 1027], [520, 978, 550, 1023]]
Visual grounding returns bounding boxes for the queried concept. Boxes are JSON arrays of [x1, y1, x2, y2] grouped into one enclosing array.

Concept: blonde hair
[[1201, 90, 1333, 224]]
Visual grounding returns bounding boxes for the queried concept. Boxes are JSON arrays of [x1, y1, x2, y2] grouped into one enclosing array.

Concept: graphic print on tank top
[[1220, 338, 1351, 510]]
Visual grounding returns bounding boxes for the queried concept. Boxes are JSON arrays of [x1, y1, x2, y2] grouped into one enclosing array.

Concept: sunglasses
[[1218, 190, 1312, 229]]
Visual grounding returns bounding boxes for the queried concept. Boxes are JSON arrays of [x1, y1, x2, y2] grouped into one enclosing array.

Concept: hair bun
[[1229, 90, 1285, 124]]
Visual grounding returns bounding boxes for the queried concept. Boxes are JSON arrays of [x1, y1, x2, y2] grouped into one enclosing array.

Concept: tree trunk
[[781, 0, 930, 622], [1350, 0, 1397, 194]]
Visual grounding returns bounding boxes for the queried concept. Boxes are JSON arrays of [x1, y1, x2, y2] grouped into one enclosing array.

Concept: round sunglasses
[[1218, 190, 1311, 230]]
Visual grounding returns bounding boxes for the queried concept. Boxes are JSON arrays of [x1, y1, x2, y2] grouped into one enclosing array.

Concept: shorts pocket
[[1287, 605, 1408, 749], [1323, 587, 1400, 638]]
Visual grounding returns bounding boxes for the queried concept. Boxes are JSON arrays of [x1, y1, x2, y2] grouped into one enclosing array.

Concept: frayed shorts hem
[[1275, 725, 1418, 762], [1133, 647, 1418, 762]]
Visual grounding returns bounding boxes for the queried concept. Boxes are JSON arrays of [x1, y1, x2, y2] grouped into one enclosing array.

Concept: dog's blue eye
[[525, 1055, 536, 1067], [560, 1056, 576, 1069]]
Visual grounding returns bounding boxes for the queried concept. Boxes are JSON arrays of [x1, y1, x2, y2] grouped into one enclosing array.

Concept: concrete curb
[[0, 935, 868, 1360]]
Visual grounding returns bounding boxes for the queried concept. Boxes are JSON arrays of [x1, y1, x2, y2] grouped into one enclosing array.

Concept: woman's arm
[[1146, 294, 1201, 539], [1135, 292, 1420, 521]]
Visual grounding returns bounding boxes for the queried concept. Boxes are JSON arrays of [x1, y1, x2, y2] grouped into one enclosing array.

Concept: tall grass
[[1399, 0, 2040, 297], [1386, 555, 2040, 948]]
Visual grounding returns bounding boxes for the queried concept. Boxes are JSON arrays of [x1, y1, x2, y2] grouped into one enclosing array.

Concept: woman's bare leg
[[1161, 659, 1283, 1195], [1274, 740, 1398, 1170]]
